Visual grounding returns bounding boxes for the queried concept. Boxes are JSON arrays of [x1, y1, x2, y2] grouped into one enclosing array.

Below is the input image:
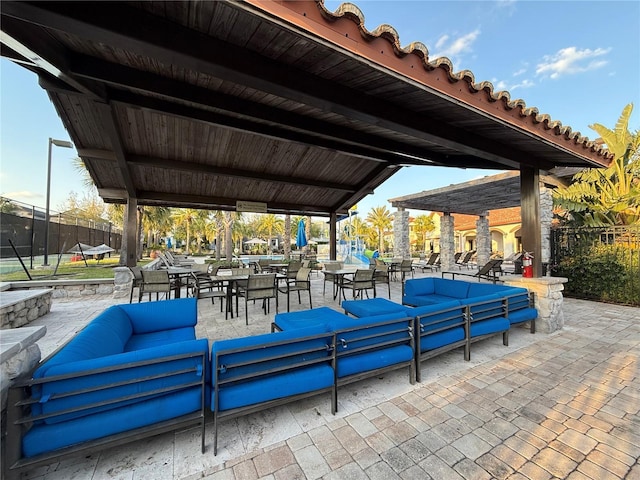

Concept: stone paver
[[13, 272, 640, 480]]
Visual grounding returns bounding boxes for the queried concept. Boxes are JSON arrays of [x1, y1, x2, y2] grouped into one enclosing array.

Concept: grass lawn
[[0, 257, 152, 282]]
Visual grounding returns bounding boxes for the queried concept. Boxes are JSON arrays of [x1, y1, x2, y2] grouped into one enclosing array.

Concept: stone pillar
[[440, 213, 455, 271], [476, 214, 490, 266], [393, 208, 410, 259], [539, 186, 553, 268], [113, 266, 133, 299], [503, 276, 567, 333]]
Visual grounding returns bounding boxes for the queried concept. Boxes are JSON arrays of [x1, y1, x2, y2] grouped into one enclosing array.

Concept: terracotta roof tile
[[316, 0, 611, 161]]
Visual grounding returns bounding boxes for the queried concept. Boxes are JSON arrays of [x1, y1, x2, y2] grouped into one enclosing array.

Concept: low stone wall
[[503, 276, 567, 333], [0, 290, 53, 329], [1, 279, 115, 300]]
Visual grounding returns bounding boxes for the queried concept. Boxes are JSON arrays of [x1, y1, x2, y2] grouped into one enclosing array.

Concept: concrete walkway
[[17, 270, 640, 479]]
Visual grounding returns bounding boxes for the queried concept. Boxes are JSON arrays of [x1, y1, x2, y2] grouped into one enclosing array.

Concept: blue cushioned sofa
[[4, 298, 208, 480], [210, 326, 335, 455], [274, 308, 414, 393], [343, 278, 537, 381]]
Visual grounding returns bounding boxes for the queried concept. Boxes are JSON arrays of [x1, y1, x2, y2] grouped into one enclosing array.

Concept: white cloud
[[536, 46, 611, 79], [2, 191, 42, 200], [431, 29, 481, 60], [512, 67, 527, 77], [493, 79, 508, 90], [510, 79, 535, 91]]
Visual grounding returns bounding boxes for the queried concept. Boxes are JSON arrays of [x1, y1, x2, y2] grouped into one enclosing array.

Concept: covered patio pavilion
[[1, 0, 611, 277], [389, 170, 571, 271]]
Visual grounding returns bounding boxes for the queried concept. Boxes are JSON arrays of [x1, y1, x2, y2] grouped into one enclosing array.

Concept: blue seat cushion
[[337, 345, 413, 378], [470, 318, 510, 337], [274, 307, 348, 331], [124, 327, 195, 351], [22, 387, 202, 457], [509, 308, 538, 324], [342, 298, 406, 318], [213, 364, 334, 411]]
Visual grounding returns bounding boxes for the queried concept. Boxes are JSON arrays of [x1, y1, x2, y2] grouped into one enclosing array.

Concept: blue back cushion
[[34, 307, 132, 376], [404, 278, 435, 297], [37, 339, 208, 424], [413, 301, 466, 333], [119, 298, 197, 334], [467, 283, 508, 297], [211, 327, 334, 411], [212, 327, 332, 384], [434, 279, 470, 298]]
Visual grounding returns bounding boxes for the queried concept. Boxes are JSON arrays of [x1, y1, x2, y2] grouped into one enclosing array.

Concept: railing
[[550, 226, 640, 306]]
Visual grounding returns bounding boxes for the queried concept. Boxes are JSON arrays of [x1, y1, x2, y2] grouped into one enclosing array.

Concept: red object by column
[[522, 252, 533, 278]]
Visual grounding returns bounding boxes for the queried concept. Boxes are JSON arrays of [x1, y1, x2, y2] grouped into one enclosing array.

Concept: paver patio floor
[[16, 268, 640, 479]]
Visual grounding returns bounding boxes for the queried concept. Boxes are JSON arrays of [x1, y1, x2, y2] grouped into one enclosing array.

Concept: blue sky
[[1, 0, 639, 218]]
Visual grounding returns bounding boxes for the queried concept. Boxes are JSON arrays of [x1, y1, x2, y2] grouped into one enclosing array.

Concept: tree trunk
[[284, 215, 291, 258], [137, 207, 144, 260], [224, 212, 233, 261]]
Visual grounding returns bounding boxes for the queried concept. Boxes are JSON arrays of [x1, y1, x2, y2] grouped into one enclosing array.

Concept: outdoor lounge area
[[3, 265, 639, 480]]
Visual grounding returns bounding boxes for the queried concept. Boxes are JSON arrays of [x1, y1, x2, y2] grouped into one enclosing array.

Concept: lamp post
[[43, 137, 73, 266]]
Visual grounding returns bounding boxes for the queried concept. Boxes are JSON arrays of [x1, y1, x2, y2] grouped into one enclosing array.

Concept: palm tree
[[413, 214, 436, 252], [204, 211, 223, 254], [143, 207, 172, 248], [257, 214, 284, 253], [172, 208, 201, 254], [366, 206, 393, 254], [554, 103, 640, 226]]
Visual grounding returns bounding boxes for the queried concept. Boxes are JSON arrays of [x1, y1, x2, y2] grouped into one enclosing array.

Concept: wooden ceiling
[[0, 1, 611, 217]]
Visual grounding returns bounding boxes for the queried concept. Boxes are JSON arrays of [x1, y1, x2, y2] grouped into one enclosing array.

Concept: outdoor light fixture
[[43, 137, 73, 266]]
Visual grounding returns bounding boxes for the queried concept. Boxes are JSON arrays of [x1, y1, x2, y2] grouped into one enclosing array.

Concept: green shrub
[[555, 244, 639, 305]]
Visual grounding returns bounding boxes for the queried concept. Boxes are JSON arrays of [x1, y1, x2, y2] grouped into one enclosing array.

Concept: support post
[[121, 197, 138, 267], [476, 212, 490, 266], [520, 167, 542, 277], [440, 213, 455, 271]]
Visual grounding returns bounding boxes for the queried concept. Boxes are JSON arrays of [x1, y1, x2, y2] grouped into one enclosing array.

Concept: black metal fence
[[0, 197, 122, 271], [550, 226, 640, 306]]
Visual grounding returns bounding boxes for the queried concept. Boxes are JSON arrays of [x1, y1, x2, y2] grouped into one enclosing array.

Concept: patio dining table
[[325, 269, 356, 301], [164, 266, 198, 298], [210, 273, 285, 318]]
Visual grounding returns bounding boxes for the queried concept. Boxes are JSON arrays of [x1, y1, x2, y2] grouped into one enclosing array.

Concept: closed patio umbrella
[[296, 219, 307, 249]]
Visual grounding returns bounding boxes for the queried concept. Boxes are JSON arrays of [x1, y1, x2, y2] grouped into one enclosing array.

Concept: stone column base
[[503, 276, 567, 333]]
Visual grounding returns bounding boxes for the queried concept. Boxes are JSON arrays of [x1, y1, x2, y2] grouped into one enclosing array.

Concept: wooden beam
[[0, 15, 103, 101], [70, 54, 454, 168], [2, 1, 533, 169], [95, 102, 137, 198]]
